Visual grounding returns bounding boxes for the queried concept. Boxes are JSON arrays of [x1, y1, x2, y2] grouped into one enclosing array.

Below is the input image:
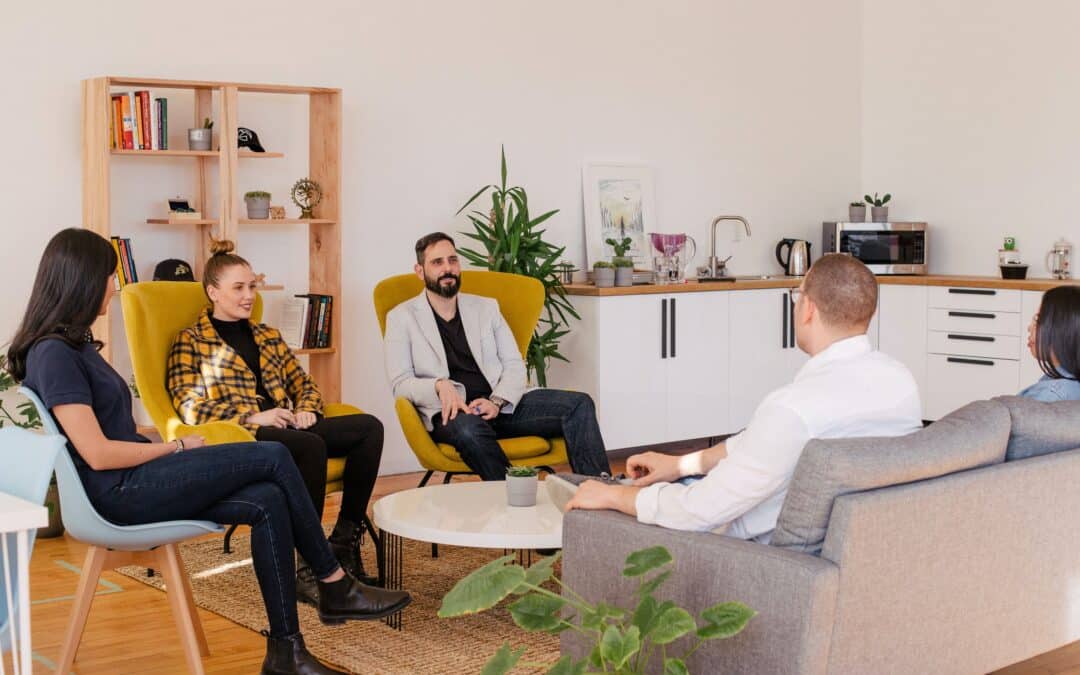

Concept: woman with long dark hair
[[8, 228, 410, 675], [168, 239, 385, 602], [1020, 285, 1080, 401]]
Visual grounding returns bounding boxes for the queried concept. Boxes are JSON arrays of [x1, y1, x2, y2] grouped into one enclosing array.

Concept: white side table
[[0, 491, 48, 674], [373, 481, 563, 628]]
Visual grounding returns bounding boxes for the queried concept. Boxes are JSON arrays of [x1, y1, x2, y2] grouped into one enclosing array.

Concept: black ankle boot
[[328, 519, 379, 586], [316, 574, 411, 624], [260, 631, 345, 675], [295, 563, 319, 608]]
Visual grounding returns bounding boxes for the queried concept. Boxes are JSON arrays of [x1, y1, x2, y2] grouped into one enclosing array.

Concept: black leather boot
[[316, 573, 411, 624], [328, 518, 379, 586], [260, 631, 345, 675], [295, 560, 319, 608]]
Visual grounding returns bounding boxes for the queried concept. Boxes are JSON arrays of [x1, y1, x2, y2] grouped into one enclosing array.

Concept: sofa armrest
[[561, 510, 838, 675]]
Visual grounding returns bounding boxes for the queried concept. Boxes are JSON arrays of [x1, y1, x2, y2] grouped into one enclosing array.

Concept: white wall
[[0, 0, 862, 473], [862, 0, 1080, 275]]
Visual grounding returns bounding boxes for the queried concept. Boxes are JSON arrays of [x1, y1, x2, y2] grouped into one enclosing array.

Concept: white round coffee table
[[373, 481, 563, 626]]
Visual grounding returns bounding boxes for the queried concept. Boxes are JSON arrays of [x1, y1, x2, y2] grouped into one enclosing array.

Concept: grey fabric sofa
[[561, 398, 1080, 674]]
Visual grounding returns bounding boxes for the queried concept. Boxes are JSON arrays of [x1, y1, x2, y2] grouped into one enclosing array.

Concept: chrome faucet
[[707, 215, 752, 278]]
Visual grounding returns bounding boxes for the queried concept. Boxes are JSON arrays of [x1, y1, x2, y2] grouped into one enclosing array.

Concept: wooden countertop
[[563, 274, 1080, 296]]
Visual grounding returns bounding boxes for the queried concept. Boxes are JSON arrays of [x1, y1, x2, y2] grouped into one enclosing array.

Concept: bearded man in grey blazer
[[383, 232, 611, 480]]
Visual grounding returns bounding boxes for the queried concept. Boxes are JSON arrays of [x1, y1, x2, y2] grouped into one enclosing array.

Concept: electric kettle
[[776, 238, 812, 276]]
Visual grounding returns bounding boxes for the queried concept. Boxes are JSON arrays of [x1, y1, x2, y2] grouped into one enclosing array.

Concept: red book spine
[[139, 92, 151, 151]]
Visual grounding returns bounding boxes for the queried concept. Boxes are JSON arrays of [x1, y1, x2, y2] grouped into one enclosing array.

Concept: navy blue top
[[23, 338, 148, 500]]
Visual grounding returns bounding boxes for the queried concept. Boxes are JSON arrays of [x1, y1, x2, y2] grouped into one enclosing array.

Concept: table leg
[[380, 532, 405, 630]]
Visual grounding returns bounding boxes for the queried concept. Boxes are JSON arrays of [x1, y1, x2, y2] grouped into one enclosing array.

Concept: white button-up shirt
[[634, 334, 922, 540]]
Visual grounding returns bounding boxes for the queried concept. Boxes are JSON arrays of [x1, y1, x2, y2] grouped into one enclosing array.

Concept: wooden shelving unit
[[82, 75, 343, 400]]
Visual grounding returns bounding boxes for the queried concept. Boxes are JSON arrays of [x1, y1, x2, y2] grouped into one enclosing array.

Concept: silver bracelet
[[173, 438, 184, 454]]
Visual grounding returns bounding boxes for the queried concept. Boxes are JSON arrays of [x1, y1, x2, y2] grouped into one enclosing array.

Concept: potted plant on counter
[[188, 117, 213, 151], [505, 466, 539, 507], [606, 236, 634, 268], [865, 192, 891, 222], [614, 257, 635, 287], [593, 261, 615, 288], [244, 191, 271, 219], [848, 201, 866, 222]]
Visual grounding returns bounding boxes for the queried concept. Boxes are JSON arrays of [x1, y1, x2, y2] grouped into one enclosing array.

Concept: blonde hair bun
[[209, 238, 236, 256]]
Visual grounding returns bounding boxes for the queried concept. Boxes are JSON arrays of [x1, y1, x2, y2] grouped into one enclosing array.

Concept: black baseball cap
[[153, 259, 195, 282]]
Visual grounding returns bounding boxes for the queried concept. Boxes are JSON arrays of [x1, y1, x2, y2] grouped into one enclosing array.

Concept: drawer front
[[927, 331, 1021, 360], [927, 286, 1021, 312], [927, 308, 1021, 336], [925, 353, 1020, 420]]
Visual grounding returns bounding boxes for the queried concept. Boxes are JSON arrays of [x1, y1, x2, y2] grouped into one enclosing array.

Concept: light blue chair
[[0, 426, 63, 662], [20, 386, 222, 675]]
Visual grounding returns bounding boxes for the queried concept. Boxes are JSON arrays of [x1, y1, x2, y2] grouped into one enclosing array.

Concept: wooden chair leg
[[174, 547, 210, 657], [57, 545, 108, 674], [157, 544, 207, 674]]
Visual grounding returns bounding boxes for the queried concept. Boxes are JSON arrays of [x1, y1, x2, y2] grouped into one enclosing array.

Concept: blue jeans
[[91, 441, 340, 638], [430, 389, 611, 480]]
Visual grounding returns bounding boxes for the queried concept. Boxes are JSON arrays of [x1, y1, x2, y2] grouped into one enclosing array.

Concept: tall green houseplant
[[457, 147, 578, 387]]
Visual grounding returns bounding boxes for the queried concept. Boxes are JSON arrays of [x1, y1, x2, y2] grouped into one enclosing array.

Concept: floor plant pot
[[38, 481, 64, 538], [871, 206, 889, 223], [245, 197, 271, 219], [614, 266, 634, 287], [848, 205, 866, 222], [506, 473, 538, 507], [593, 267, 615, 288], [187, 128, 212, 151]]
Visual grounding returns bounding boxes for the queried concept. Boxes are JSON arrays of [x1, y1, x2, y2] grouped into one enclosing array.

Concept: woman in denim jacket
[[1019, 286, 1080, 402]]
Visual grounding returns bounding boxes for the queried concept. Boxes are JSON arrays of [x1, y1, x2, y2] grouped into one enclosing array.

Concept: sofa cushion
[[770, 400, 1010, 554], [994, 395, 1080, 461]]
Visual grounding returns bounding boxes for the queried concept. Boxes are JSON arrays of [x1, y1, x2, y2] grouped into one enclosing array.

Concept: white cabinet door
[[1019, 291, 1044, 391], [591, 295, 668, 449], [925, 353, 1020, 420], [729, 289, 794, 431], [665, 292, 730, 440], [878, 285, 928, 417]]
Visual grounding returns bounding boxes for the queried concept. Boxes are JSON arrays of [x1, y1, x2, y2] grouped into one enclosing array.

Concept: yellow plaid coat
[[167, 308, 323, 434]]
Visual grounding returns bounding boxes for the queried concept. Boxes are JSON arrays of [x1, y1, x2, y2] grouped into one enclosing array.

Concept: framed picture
[[582, 163, 656, 269]]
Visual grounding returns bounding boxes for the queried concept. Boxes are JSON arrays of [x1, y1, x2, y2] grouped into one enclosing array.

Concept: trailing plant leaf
[[697, 602, 757, 640], [623, 546, 673, 577], [664, 657, 690, 675], [508, 592, 566, 632], [438, 555, 525, 617], [599, 625, 641, 670], [650, 606, 696, 645], [546, 654, 588, 675], [637, 569, 672, 597], [522, 550, 561, 588], [480, 642, 525, 675]]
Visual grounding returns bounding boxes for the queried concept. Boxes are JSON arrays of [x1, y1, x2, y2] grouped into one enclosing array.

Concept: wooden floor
[[13, 465, 1080, 674]]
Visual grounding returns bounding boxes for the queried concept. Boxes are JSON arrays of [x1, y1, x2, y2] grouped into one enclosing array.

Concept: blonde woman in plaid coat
[[168, 240, 385, 603]]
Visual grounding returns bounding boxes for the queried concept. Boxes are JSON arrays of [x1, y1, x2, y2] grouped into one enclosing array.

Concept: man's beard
[[425, 271, 461, 298]]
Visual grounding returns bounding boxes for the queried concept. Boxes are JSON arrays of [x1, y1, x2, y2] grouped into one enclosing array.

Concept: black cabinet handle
[[782, 293, 789, 349], [661, 298, 667, 359], [947, 356, 995, 366], [789, 291, 796, 347], [670, 297, 677, 358], [947, 334, 995, 342], [948, 288, 996, 296], [948, 311, 995, 319]]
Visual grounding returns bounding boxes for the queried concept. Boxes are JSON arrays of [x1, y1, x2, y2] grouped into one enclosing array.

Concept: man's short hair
[[415, 232, 456, 264], [803, 254, 878, 329]]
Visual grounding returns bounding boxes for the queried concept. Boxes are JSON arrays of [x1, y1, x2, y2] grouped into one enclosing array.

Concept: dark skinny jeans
[[430, 389, 611, 480], [92, 441, 340, 638]]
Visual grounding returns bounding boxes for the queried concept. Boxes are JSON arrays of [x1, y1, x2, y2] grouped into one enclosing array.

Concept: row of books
[[110, 237, 138, 288], [110, 91, 168, 150], [281, 294, 334, 350]]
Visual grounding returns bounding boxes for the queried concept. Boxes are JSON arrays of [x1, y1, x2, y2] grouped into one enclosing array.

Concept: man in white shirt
[[566, 254, 923, 540]]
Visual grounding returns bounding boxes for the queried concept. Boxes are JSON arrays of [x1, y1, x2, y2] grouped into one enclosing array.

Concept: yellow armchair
[[373, 271, 569, 486]]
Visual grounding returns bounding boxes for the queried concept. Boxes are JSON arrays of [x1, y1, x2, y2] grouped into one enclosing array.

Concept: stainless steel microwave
[[822, 222, 928, 274]]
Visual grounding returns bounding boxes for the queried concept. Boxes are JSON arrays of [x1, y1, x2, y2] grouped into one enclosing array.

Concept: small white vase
[[506, 473, 538, 507]]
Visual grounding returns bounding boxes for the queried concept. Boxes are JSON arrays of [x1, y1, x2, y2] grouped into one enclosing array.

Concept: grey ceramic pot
[[615, 266, 634, 287], [871, 206, 889, 223], [188, 128, 213, 151], [245, 197, 271, 219], [848, 205, 866, 222], [506, 473, 538, 507], [593, 267, 615, 288]]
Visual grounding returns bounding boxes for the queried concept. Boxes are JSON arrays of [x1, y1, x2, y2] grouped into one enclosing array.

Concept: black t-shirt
[[23, 338, 149, 500], [209, 316, 274, 411], [431, 304, 492, 402]]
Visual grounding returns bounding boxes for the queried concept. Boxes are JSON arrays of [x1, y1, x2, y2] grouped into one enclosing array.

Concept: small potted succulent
[[865, 192, 892, 222], [505, 466, 539, 507], [606, 236, 634, 268], [592, 261, 615, 288], [188, 117, 213, 151], [244, 190, 272, 219], [848, 201, 866, 222], [614, 256, 635, 287]]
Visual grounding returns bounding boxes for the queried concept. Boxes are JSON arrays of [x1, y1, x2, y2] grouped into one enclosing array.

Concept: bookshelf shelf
[[84, 75, 343, 400], [112, 149, 283, 159]]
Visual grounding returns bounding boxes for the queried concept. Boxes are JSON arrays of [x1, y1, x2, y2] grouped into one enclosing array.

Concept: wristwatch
[[489, 396, 508, 410]]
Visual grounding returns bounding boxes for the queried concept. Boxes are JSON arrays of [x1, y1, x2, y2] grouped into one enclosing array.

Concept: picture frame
[[582, 163, 656, 269]]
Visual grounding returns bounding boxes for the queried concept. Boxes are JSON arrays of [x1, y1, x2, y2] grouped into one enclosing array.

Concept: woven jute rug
[[117, 528, 559, 674]]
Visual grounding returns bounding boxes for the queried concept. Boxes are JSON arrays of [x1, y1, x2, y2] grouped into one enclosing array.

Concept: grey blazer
[[383, 291, 527, 430]]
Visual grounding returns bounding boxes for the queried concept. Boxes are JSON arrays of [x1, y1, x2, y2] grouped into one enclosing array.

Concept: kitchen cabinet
[[1019, 291, 1043, 390], [878, 285, 927, 417], [550, 292, 729, 450], [729, 289, 805, 430]]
